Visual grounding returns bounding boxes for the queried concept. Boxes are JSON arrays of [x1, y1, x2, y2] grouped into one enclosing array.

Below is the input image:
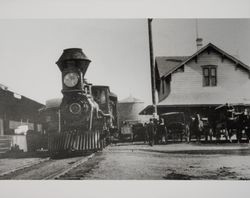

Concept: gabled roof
[[0, 82, 44, 107], [155, 56, 189, 78], [156, 43, 250, 79]]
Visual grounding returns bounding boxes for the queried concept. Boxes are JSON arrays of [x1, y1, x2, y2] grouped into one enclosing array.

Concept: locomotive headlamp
[[63, 72, 79, 87], [69, 103, 82, 114]]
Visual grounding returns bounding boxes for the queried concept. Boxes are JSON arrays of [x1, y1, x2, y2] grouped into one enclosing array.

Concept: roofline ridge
[[160, 42, 250, 78], [155, 55, 190, 58]]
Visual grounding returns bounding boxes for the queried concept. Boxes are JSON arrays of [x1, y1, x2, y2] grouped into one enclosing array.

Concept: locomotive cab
[[92, 86, 110, 114], [91, 86, 116, 130]]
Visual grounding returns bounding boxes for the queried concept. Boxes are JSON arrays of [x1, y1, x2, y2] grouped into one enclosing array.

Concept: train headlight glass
[[63, 72, 79, 87], [69, 103, 82, 114]]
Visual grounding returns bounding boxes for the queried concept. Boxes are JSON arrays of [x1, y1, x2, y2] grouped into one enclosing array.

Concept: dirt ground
[[0, 158, 43, 175], [0, 156, 89, 180], [61, 142, 250, 180], [1, 143, 250, 180]]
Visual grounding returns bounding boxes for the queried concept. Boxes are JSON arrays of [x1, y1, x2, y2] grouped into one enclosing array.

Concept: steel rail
[[0, 157, 50, 177], [43, 153, 95, 180]]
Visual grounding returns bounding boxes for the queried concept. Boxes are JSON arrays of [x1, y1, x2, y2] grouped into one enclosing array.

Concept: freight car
[[42, 48, 118, 157]]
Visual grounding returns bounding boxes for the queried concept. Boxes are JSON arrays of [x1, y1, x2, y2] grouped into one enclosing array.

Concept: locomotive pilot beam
[[47, 48, 118, 157]]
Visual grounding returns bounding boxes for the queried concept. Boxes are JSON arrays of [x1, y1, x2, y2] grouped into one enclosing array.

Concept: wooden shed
[[0, 84, 44, 152]]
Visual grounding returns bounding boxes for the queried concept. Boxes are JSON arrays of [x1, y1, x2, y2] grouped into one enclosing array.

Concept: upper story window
[[202, 65, 217, 86]]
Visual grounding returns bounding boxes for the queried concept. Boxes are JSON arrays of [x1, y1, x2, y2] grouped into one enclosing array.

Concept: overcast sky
[[0, 19, 250, 105]]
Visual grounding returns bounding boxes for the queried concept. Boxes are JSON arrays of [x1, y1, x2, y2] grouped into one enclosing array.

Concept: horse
[[189, 114, 204, 142], [155, 118, 167, 144], [201, 117, 213, 142], [239, 110, 250, 143], [215, 106, 248, 142], [244, 116, 250, 143]]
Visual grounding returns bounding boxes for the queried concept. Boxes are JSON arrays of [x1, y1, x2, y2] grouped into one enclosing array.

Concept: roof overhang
[[139, 103, 250, 115]]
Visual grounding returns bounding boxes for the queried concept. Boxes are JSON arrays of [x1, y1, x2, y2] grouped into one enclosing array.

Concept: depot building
[[140, 41, 250, 119]]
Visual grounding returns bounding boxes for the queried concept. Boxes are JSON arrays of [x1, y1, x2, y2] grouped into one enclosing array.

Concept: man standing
[[148, 118, 156, 146], [143, 123, 149, 144], [157, 118, 167, 144]]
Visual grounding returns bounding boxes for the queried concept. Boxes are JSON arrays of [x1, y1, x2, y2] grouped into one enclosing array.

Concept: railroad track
[[43, 153, 95, 180], [0, 152, 96, 180], [0, 158, 50, 178]]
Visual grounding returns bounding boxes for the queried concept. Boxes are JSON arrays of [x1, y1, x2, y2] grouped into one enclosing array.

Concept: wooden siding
[[158, 76, 171, 102], [0, 88, 44, 135], [159, 49, 250, 105]]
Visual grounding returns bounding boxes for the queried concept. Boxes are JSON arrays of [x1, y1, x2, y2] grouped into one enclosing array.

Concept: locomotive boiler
[[47, 48, 118, 156]]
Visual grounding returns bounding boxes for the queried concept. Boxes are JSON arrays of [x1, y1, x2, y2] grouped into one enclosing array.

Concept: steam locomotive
[[43, 48, 118, 156]]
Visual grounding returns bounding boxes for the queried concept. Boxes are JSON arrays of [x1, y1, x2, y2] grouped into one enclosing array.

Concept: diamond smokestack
[[56, 48, 91, 78]]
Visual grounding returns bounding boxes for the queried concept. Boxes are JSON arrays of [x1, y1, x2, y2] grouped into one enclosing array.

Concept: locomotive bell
[[56, 48, 91, 91]]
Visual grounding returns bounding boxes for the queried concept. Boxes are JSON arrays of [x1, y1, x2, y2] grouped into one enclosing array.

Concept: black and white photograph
[[1, 18, 250, 180], [0, 0, 250, 197]]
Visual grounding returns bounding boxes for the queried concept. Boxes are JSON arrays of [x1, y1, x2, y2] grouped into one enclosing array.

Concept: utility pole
[[147, 18, 158, 118]]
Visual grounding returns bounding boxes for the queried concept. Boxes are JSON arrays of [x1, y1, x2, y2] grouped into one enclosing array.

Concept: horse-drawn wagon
[[161, 112, 189, 142]]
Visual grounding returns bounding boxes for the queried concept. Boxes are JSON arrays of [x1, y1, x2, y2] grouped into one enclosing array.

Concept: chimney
[[196, 38, 203, 51]]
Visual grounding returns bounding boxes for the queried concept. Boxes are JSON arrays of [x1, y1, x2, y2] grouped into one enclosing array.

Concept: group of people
[[144, 118, 167, 146], [134, 104, 250, 146]]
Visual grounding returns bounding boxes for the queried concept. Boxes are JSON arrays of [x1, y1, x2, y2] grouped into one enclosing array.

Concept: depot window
[[202, 66, 217, 87]]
